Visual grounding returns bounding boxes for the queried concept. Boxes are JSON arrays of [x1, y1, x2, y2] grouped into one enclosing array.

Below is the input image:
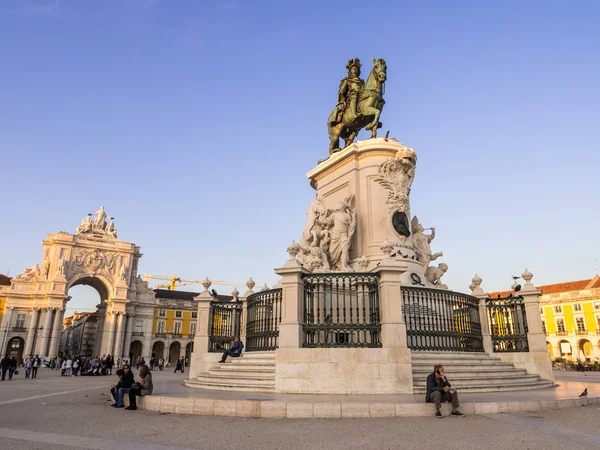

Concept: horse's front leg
[[329, 123, 343, 155], [362, 106, 381, 136]]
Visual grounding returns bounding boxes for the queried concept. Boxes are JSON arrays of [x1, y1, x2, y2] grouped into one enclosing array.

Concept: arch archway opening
[[64, 282, 104, 358], [185, 342, 193, 366], [6, 337, 25, 363], [152, 341, 164, 360], [129, 340, 143, 364], [169, 341, 181, 365]]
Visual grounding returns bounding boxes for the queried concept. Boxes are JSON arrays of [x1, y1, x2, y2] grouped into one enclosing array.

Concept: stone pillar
[[0, 306, 14, 354], [24, 308, 40, 357], [48, 308, 65, 357], [113, 312, 126, 359], [188, 285, 215, 378], [470, 274, 494, 354], [240, 278, 255, 343], [123, 313, 133, 362], [273, 254, 308, 349], [37, 308, 55, 356], [375, 256, 409, 349], [104, 312, 116, 357]]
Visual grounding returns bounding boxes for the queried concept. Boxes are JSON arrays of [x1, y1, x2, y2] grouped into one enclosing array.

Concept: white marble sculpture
[[328, 195, 356, 272], [76, 216, 93, 234], [425, 263, 448, 290], [42, 259, 51, 277], [119, 263, 127, 281], [106, 221, 117, 239], [297, 194, 356, 272], [15, 264, 41, 281], [374, 144, 417, 214], [94, 206, 107, 230], [298, 196, 330, 266], [410, 216, 443, 268], [57, 257, 67, 276]]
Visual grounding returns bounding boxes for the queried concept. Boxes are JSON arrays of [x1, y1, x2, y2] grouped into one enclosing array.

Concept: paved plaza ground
[[1, 369, 600, 450]]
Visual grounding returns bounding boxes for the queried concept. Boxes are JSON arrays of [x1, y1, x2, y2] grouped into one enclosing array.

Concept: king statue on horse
[[327, 57, 387, 155]]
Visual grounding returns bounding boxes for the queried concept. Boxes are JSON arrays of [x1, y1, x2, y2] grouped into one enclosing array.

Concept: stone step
[[412, 369, 529, 378], [411, 352, 502, 360], [203, 371, 275, 381], [414, 380, 555, 394], [209, 367, 276, 376], [413, 375, 542, 388], [185, 379, 275, 393], [238, 352, 276, 360], [412, 361, 514, 368], [209, 363, 275, 371], [197, 374, 275, 386]]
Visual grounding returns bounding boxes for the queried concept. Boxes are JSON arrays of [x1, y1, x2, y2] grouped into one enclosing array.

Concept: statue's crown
[[346, 58, 362, 72]]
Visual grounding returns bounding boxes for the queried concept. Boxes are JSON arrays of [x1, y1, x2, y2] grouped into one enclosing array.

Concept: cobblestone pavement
[[1, 369, 600, 450]]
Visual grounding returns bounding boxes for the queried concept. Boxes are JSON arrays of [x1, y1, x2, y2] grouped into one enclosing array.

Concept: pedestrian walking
[[8, 357, 17, 380], [174, 357, 184, 374], [25, 357, 33, 378], [0, 355, 10, 381], [31, 355, 41, 378]]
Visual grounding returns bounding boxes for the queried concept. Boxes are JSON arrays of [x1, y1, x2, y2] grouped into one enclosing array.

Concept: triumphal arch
[[0, 207, 156, 360]]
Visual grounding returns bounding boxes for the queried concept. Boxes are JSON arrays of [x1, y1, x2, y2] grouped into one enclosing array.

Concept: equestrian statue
[[327, 57, 387, 155]]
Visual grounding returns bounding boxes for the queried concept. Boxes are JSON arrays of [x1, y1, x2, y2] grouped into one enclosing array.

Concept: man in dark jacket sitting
[[425, 364, 464, 418], [219, 337, 244, 363]]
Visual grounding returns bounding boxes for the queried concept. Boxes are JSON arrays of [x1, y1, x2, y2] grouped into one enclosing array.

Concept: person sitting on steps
[[425, 364, 465, 418], [219, 337, 244, 363]]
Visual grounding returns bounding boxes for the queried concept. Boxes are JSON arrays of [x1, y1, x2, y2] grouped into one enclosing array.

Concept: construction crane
[[142, 271, 245, 291]]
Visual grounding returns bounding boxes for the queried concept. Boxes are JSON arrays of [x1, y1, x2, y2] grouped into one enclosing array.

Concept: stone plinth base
[[494, 351, 555, 382], [275, 348, 413, 394], [189, 351, 222, 380]]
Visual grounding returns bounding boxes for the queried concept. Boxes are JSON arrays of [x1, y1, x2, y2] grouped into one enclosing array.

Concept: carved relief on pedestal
[[374, 144, 417, 240], [297, 195, 356, 272]]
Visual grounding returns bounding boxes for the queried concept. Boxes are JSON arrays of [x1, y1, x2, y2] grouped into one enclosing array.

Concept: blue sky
[[1, 1, 599, 313]]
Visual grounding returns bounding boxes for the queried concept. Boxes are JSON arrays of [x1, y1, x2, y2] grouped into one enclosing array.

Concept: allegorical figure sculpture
[[425, 263, 449, 290], [327, 195, 356, 272], [15, 264, 41, 281], [93, 206, 107, 230], [327, 57, 387, 155], [297, 195, 356, 272], [57, 256, 67, 276], [76, 216, 93, 234], [76, 207, 118, 239], [410, 216, 443, 269]]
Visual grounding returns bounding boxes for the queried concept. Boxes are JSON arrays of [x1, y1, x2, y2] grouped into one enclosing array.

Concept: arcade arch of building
[[0, 207, 157, 360]]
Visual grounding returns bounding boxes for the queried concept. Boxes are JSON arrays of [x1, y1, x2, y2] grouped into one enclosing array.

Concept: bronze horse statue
[[327, 57, 387, 155]]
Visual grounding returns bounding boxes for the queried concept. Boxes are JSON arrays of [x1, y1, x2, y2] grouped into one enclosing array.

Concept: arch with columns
[[0, 208, 156, 360]]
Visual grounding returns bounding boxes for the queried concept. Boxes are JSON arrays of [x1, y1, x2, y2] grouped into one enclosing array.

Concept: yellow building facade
[[536, 276, 600, 362]]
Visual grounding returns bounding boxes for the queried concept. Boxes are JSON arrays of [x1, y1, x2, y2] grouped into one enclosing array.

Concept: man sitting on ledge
[[219, 337, 244, 363], [426, 364, 465, 418]]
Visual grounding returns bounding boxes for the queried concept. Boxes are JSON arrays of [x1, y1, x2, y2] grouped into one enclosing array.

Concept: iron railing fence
[[208, 300, 243, 352], [245, 288, 282, 352], [302, 273, 381, 348], [402, 287, 484, 352], [487, 295, 529, 352]]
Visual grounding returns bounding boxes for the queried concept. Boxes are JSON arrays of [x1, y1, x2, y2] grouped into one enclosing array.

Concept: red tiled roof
[[490, 276, 599, 297], [0, 274, 11, 286]]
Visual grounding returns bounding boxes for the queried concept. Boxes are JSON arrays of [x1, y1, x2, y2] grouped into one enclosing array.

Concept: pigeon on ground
[[579, 388, 588, 397]]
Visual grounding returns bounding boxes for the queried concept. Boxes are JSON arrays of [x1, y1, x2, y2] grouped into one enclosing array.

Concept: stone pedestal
[[188, 290, 215, 378], [306, 138, 418, 271]]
